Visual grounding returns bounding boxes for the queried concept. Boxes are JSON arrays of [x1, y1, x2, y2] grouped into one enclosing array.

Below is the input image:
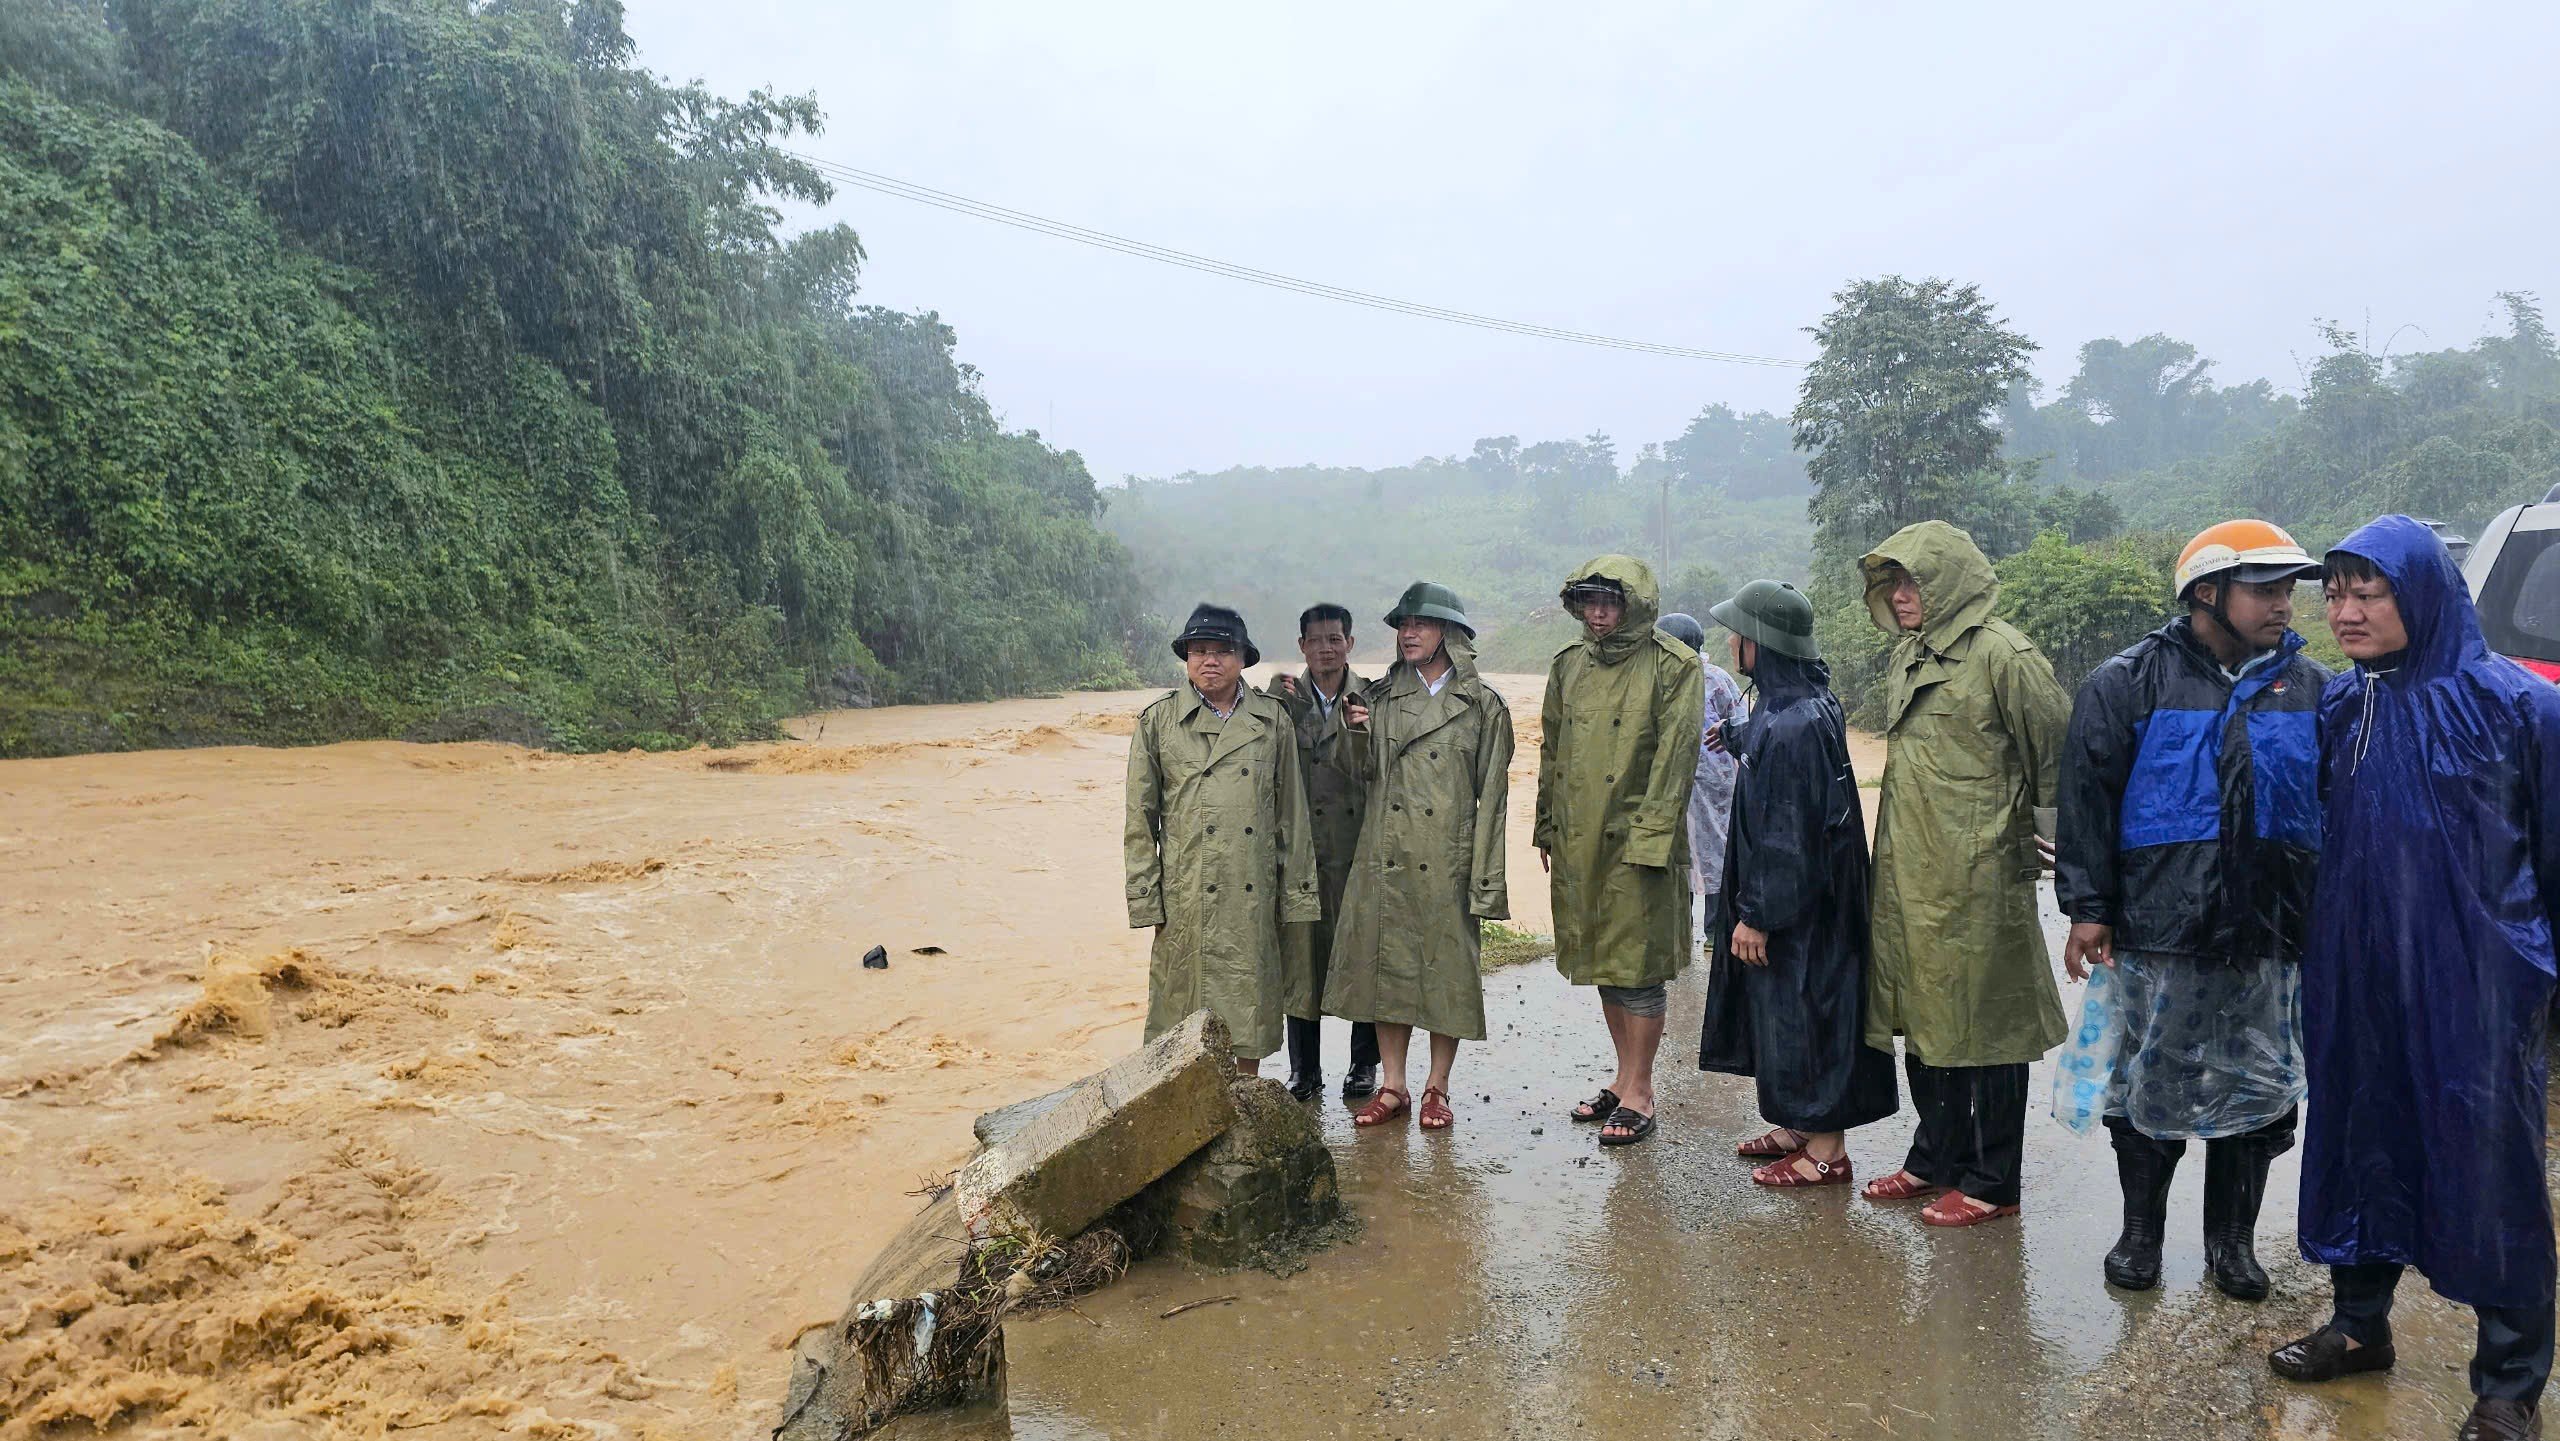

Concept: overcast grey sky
[[622, 1, 2557, 485]]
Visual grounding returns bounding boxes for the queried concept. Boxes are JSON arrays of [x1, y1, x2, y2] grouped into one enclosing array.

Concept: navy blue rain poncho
[[1698, 650, 1899, 1132], [2298, 513, 2560, 1309]]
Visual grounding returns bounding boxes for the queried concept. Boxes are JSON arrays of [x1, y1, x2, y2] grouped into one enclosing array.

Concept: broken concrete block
[[971, 1081, 1073, 1148], [955, 1009, 1237, 1244], [774, 1189, 1005, 1441], [1131, 1077, 1343, 1268]]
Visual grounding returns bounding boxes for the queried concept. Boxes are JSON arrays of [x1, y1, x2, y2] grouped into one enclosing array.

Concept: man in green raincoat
[[1125, 604, 1322, 1069], [1855, 521, 2070, 1226], [1537, 556, 1706, 1147], [1268, 603, 1380, 1102], [1325, 582, 1514, 1132]]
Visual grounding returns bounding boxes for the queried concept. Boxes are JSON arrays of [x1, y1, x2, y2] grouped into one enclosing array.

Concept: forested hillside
[[0, 0, 1162, 758]]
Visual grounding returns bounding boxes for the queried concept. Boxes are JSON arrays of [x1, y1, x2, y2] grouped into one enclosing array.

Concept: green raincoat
[[1125, 683, 1321, 1058], [1861, 521, 2071, 1066], [1322, 638, 1514, 1039], [1535, 556, 1707, 988], [1270, 668, 1373, 1018]]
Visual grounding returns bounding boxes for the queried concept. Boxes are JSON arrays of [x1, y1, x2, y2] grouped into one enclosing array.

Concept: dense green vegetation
[[0, 0, 1162, 757]]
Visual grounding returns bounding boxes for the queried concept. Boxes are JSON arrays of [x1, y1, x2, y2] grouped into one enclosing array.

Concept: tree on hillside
[[1667, 402, 1806, 499], [1467, 435, 1522, 489], [1793, 276, 2038, 557], [1994, 531, 2170, 688], [2481, 291, 2560, 402]]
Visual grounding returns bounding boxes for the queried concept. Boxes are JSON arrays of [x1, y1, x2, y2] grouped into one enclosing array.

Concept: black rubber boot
[[2204, 1113, 2294, 1302], [1284, 1017, 1322, 1102], [2458, 1398, 2542, 1441], [2102, 1119, 2184, 1291]]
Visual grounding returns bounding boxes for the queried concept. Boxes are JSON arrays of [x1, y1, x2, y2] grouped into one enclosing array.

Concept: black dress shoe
[[2269, 1325, 2397, 1383], [1286, 1071, 1322, 1103], [1341, 1063, 1378, 1100], [2459, 1398, 2541, 1441]]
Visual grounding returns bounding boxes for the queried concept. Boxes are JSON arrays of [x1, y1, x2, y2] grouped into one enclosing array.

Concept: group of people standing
[[1122, 514, 2558, 1441]]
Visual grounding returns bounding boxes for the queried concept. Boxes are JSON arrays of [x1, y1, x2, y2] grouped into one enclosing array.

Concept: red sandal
[[1736, 1127, 1806, 1159], [1418, 1086, 1454, 1131], [1752, 1151, 1852, 1188], [1353, 1086, 1409, 1128], [1919, 1191, 2021, 1227], [1862, 1170, 1945, 1203]]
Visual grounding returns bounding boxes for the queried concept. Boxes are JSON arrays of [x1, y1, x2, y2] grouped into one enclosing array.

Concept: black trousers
[[1903, 1056, 2030, 1207], [1285, 1014, 1377, 1073], [2330, 1262, 2556, 1406]]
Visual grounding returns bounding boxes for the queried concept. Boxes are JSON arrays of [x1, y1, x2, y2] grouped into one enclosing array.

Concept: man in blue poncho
[[2269, 515, 2560, 1441]]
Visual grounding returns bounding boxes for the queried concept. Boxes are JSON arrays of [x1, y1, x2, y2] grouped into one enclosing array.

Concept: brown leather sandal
[[1737, 1127, 1806, 1159], [1920, 1191, 2021, 1227], [1353, 1086, 1410, 1128], [1753, 1151, 1853, 1188], [1418, 1085, 1454, 1131], [1862, 1169, 1945, 1202]]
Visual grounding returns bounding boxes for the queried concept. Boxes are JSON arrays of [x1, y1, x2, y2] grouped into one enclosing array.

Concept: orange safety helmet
[[2174, 520, 2319, 601]]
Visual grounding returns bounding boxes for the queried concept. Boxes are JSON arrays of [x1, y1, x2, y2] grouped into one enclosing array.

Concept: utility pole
[[1660, 470, 1673, 588]]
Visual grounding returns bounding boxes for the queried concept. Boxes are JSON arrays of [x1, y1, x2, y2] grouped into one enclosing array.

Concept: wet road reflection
[[886, 890, 2552, 1440]]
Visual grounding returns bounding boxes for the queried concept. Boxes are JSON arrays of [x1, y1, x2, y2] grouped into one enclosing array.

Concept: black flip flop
[[1569, 1088, 1619, 1124], [1597, 1105, 1657, 1147]]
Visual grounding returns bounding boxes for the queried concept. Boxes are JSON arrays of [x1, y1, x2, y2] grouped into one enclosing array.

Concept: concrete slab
[[970, 1082, 1073, 1148], [955, 1008, 1238, 1243]]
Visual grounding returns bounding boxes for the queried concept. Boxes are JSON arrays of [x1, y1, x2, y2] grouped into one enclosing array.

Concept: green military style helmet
[[1709, 579, 1820, 660], [1384, 580, 1475, 639]]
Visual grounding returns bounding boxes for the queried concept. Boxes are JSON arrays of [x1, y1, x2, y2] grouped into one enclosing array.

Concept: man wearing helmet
[[1697, 581, 1900, 1189], [2052, 520, 2326, 1299], [1325, 583, 1514, 1131]]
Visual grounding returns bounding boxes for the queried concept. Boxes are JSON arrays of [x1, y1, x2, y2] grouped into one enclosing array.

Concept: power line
[[789, 154, 1805, 368]]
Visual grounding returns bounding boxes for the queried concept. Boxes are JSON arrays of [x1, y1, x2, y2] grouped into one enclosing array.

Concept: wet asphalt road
[[884, 890, 2539, 1441]]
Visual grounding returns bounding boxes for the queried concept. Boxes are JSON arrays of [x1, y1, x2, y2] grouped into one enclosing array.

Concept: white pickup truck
[[2462, 493, 2560, 683]]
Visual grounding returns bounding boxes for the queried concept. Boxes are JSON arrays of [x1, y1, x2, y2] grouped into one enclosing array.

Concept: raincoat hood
[[1561, 554, 1662, 666], [2325, 513, 2484, 684], [2296, 511, 2560, 1309], [1863, 521, 2001, 651]]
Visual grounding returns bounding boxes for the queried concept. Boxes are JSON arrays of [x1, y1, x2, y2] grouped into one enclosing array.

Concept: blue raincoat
[[2298, 514, 2560, 1309]]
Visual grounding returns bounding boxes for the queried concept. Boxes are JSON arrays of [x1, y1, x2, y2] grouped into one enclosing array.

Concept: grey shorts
[[1598, 982, 1668, 1018]]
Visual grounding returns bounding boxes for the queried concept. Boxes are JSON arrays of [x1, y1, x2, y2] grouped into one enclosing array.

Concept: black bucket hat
[[1171, 603, 1260, 668]]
